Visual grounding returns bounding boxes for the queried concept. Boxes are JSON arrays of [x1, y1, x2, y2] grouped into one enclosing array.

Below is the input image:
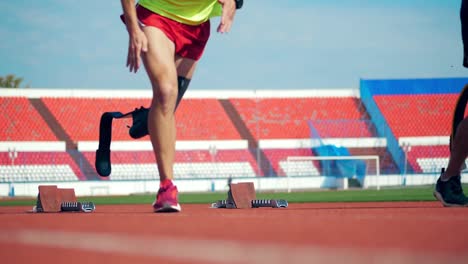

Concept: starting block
[[212, 182, 288, 209], [32, 185, 95, 213]]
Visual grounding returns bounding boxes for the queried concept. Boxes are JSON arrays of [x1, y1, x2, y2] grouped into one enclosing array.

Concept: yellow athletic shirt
[[138, 0, 222, 25]]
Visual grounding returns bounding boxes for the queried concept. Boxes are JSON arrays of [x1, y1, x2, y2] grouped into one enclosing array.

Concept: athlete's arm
[[217, 0, 237, 33], [120, 0, 148, 73]]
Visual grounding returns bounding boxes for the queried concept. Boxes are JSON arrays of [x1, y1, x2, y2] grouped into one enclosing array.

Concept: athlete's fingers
[[217, 0, 235, 33], [129, 47, 134, 72], [129, 46, 136, 72], [217, 19, 231, 33], [133, 43, 140, 73], [126, 29, 147, 73], [217, 13, 225, 33], [126, 44, 131, 69], [218, 19, 233, 33], [224, 21, 232, 32], [217, 22, 224, 33]]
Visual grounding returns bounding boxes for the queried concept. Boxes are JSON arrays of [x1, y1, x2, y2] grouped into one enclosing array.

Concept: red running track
[[0, 202, 467, 264]]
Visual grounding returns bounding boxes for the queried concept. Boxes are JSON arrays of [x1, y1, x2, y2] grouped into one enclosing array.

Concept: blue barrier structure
[[308, 121, 366, 187]]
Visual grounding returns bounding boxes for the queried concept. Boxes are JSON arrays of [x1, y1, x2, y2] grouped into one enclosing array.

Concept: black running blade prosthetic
[[95, 107, 150, 177]]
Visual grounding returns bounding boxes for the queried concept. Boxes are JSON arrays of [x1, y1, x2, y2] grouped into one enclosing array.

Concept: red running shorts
[[121, 5, 211, 61]]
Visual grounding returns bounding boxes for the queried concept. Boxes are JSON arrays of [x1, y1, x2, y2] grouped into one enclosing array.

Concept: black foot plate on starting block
[[211, 181, 288, 209], [212, 199, 288, 208]]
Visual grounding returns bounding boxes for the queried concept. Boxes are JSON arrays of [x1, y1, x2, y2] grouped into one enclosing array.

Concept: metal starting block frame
[[31, 185, 96, 213], [211, 182, 288, 209]]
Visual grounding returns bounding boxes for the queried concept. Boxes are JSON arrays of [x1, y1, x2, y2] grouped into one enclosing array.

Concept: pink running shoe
[[152, 184, 181, 213]]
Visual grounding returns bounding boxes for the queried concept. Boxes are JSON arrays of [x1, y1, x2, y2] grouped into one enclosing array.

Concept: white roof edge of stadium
[[0, 88, 360, 99]]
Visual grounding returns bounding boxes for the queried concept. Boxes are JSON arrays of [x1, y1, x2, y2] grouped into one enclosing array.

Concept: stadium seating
[[229, 97, 373, 139], [175, 99, 242, 140], [3, 87, 461, 183], [406, 145, 451, 173], [41, 97, 241, 141], [41, 97, 150, 141], [0, 151, 81, 182], [263, 148, 319, 177], [372, 94, 467, 174], [373, 94, 458, 137], [81, 149, 259, 180], [0, 97, 57, 141]]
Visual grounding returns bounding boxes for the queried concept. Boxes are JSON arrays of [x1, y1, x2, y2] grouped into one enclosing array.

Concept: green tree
[[0, 74, 29, 88]]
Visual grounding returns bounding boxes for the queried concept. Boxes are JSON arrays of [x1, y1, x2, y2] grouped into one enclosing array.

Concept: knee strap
[[176, 76, 190, 108], [128, 76, 190, 139], [95, 76, 191, 177]]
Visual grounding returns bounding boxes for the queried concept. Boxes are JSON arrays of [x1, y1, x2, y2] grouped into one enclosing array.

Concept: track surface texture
[[1, 202, 467, 264]]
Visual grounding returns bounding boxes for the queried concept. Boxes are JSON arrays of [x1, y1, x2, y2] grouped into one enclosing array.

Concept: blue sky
[[0, 0, 466, 90]]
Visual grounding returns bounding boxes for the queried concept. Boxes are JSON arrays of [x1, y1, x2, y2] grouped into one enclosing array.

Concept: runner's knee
[[152, 81, 178, 114], [175, 76, 191, 108]]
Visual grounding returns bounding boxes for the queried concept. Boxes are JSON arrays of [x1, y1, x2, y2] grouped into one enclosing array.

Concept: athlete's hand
[[217, 0, 236, 33], [127, 28, 148, 73]]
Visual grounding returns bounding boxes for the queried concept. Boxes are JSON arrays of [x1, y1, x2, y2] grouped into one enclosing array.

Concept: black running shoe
[[434, 169, 468, 207]]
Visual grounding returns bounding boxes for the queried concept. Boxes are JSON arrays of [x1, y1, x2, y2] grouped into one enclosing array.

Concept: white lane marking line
[[0, 229, 466, 264]]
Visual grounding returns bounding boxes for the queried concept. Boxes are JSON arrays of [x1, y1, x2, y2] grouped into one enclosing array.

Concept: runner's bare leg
[[175, 55, 197, 79], [141, 26, 178, 182]]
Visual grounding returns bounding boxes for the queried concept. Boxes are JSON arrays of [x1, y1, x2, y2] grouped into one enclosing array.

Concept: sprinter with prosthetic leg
[[96, 0, 243, 213], [95, 76, 190, 176]]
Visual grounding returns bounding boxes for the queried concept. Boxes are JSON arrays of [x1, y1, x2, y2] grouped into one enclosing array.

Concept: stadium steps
[[29, 98, 99, 180], [219, 99, 276, 176]]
